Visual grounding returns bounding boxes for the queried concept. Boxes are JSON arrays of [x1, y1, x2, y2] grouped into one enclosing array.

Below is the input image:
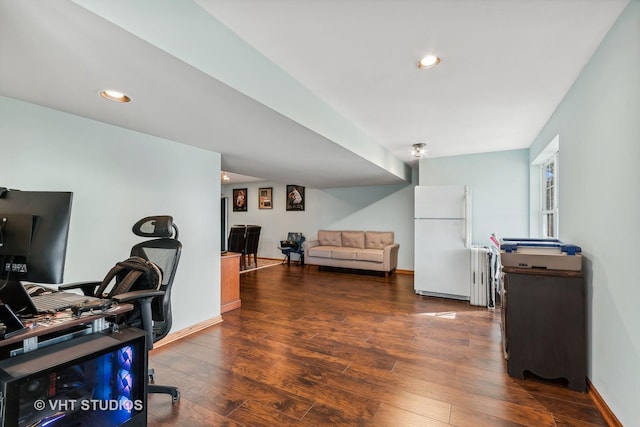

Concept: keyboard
[[31, 293, 94, 313]]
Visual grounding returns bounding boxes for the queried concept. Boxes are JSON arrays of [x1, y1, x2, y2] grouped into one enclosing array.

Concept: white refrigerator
[[414, 185, 471, 300]]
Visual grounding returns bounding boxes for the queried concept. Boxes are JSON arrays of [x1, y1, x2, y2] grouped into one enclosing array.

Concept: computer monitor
[[0, 188, 73, 284]]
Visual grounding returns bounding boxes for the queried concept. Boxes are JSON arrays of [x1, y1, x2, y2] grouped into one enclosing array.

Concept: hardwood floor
[[146, 265, 606, 426]]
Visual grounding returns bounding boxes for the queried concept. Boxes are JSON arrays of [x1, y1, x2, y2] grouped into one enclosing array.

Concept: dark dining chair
[[227, 225, 247, 270], [244, 225, 261, 269]]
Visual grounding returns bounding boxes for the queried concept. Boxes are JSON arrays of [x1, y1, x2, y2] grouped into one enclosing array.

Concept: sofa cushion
[[356, 249, 384, 263], [365, 231, 394, 249], [318, 230, 342, 247], [331, 247, 358, 260], [341, 231, 365, 249], [308, 246, 333, 258]]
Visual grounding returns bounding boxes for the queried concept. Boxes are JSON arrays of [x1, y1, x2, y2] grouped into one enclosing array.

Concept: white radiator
[[470, 245, 495, 308]]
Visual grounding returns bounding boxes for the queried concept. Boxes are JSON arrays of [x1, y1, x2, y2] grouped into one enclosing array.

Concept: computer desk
[[0, 302, 133, 358], [0, 303, 148, 427]]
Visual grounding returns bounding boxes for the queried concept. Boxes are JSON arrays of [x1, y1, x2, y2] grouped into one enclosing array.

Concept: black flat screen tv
[[0, 188, 73, 284]]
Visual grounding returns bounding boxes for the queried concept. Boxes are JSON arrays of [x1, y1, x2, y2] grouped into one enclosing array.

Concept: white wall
[[419, 149, 530, 245], [0, 96, 221, 332], [528, 1, 639, 423]]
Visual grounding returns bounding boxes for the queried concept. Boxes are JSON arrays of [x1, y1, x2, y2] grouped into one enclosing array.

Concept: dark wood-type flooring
[[147, 264, 606, 426]]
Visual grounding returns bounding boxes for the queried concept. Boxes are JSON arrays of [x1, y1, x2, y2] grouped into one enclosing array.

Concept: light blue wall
[[529, 1, 640, 424], [419, 149, 530, 245], [0, 96, 221, 332], [223, 176, 416, 270]]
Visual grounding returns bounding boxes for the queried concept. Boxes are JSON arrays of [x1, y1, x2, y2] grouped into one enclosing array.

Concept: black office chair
[[60, 215, 182, 403]]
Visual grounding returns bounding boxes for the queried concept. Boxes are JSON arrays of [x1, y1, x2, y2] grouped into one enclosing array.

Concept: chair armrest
[[111, 289, 165, 304], [58, 281, 101, 296], [112, 289, 165, 352]]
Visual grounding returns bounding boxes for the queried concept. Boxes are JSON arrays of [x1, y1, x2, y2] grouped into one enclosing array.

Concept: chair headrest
[[132, 216, 176, 238]]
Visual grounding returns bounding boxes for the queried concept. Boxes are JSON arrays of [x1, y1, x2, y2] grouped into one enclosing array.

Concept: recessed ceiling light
[[417, 55, 441, 69], [99, 89, 131, 103]]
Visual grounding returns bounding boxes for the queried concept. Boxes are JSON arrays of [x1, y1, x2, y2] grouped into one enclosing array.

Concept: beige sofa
[[303, 230, 399, 277]]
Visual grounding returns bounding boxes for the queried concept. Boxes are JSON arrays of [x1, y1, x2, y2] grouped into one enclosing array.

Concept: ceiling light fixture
[[221, 171, 230, 181], [417, 55, 441, 69], [410, 143, 428, 158], [99, 89, 131, 103]]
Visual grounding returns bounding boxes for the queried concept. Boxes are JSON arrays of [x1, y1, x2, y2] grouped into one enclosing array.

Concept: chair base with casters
[[149, 381, 180, 403]]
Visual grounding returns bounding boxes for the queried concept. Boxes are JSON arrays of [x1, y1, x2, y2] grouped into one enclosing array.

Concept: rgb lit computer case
[[0, 328, 147, 427]]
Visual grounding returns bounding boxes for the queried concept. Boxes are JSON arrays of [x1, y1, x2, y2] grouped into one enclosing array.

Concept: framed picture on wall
[[259, 187, 272, 209], [286, 185, 305, 211], [232, 188, 247, 212]]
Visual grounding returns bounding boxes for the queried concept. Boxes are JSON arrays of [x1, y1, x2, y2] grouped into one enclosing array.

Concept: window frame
[[540, 152, 559, 238]]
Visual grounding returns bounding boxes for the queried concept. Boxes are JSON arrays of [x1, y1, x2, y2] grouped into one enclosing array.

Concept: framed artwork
[[232, 188, 247, 212], [258, 187, 273, 209], [286, 185, 305, 211]]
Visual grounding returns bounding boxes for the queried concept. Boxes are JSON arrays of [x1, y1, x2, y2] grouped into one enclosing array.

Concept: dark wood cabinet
[[503, 267, 586, 392]]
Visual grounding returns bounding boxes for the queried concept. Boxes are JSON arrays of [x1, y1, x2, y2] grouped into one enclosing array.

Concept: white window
[[540, 153, 559, 238], [531, 134, 559, 238]]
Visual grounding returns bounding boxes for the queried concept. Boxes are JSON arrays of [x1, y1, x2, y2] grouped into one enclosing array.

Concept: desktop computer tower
[[0, 327, 147, 427]]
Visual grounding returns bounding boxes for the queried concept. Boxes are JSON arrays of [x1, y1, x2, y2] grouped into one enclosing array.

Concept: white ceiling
[[0, 0, 628, 187]]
